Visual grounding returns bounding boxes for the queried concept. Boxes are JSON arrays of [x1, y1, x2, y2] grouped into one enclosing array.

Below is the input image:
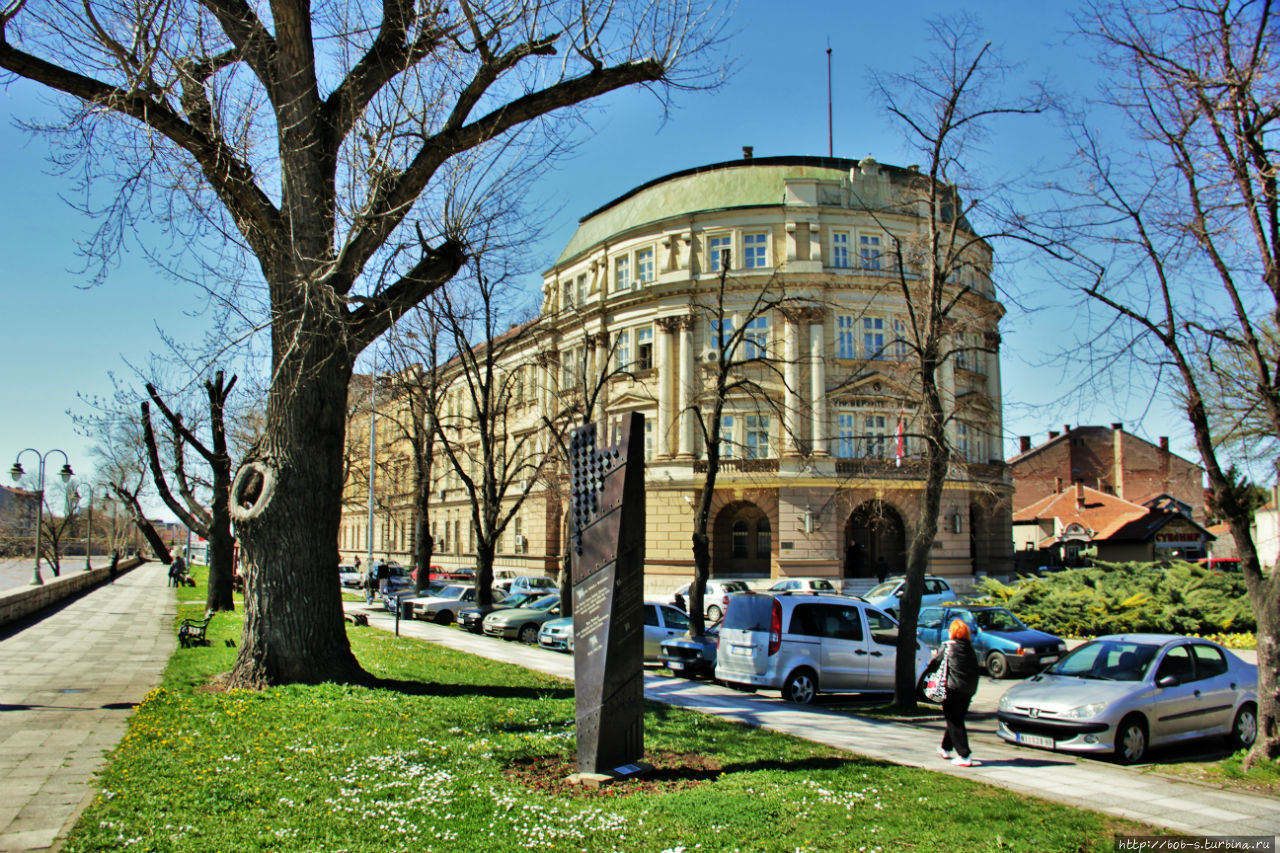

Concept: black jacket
[[944, 638, 980, 697]]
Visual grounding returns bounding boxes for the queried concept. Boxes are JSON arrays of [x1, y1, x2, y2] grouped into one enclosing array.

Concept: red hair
[[949, 619, 970, 640]]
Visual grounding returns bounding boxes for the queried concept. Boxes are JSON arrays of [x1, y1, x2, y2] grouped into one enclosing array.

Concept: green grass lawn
[[63, 567, 1154, 852]]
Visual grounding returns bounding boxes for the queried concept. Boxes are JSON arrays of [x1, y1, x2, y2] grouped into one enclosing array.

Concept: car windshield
[[723, 596, 775, 631], [529, 594, 560, 611], [720, 581, 750, 593], [439, 585, 467, 599], [810, 580, 836, 591], [1049, 640, 1159, 681], [972, 608, 1026, 632], [864, 581, 899, 598], [527, 578, 555, 588]]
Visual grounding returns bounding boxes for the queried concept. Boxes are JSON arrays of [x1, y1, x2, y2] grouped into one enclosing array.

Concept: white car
[[410, 585, 504, 625], [860, 576, 956, 618], [767, 578, 841, 595], [715, 593, 931, 704], [669, 580, 752, 623], [338, 564, 362, 588]]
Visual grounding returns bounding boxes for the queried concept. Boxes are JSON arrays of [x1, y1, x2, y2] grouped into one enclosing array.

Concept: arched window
[[756, 517, 772, 557], [732, 520, 749, 557]]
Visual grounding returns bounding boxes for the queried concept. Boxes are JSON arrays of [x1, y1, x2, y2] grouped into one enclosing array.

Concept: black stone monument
[[569, 412, 646, 775]]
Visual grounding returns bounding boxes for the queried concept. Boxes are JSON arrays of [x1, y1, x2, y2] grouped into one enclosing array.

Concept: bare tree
[[685, 262, 803, 636], [0, 0, 725, 685], [435, 263, 555, 611], [874, 15, 1047, 710], [141, 371, 238, 611], [1048, 0, 1280, 763]]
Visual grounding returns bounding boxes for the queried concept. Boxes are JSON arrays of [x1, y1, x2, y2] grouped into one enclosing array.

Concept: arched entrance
[[712, 501, 772, 577], [843, 500, 906, 580]]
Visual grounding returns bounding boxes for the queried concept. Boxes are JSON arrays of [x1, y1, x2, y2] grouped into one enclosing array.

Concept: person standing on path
[[169, 554, 187, 587], [935, 618, 980, 767]]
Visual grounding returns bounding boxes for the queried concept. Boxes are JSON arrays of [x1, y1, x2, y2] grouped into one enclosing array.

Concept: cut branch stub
[[230, 461, 277, 522]]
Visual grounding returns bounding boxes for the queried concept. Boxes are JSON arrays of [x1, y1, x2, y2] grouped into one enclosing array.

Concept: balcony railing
[[693, 458, 780, 474]]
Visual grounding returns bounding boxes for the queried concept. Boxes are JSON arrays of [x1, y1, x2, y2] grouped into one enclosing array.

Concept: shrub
[[974, 561, 1254, 637]]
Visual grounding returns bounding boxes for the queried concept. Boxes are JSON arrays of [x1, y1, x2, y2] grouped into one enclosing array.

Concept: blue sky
[[0, 1, 1198, 508]]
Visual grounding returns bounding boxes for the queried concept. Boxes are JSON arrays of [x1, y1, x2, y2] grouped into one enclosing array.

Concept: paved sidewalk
[[0, 562, 175, 853], [349, 601, 1280, 840]]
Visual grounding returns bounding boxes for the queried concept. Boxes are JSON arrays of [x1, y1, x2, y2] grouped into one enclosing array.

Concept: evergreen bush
[[973, 561, 1253, 637]]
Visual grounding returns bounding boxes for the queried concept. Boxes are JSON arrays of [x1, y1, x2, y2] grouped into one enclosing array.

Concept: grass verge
[[65, 566, 1154, 852]]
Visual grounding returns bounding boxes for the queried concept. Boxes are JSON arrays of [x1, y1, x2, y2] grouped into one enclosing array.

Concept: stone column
[[807, 309, 828, 455], [592, 331, 610, 436], [808, 223, 822, 264], [677, 315, 696, 459], [656, 317, 680, 458], [783, 312, 801, 456]]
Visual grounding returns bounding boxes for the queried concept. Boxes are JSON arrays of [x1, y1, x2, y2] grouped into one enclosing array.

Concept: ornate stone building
[[340, 154, 1014, 592]]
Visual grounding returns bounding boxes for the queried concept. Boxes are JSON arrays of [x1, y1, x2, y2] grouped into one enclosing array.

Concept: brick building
[[1010, 424, 1203, 519]]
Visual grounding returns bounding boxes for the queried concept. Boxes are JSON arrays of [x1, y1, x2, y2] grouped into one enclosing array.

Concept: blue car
[[861, 575, 956, 618], [918, 605, 1067, 679]]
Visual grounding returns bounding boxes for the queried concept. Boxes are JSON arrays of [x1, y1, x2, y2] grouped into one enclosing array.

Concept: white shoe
[[952, 755, 975, 767], [937, 747, 953, 759]]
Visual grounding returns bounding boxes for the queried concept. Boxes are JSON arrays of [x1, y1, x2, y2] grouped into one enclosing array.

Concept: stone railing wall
[[0, 557, 146, 628]]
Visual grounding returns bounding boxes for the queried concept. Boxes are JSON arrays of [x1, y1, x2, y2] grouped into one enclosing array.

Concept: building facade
[[340, 154, 1014, 592]]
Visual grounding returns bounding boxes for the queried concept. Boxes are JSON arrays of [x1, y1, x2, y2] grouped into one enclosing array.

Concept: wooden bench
[[178, 612, 214, 647], [344, 612, 368, 627]]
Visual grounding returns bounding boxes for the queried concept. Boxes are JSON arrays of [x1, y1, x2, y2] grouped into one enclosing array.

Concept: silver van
[[715, 593, 931, 704]]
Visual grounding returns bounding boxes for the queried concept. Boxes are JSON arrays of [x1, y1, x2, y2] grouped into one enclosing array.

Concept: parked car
[[538, 616, 574, 652], [668, 580, 752, 623], [715, 593, 931, 704], [458, 591, 552, 634], [338, 564, 362, 588], [860, 576, 956, 617], [483, 594, 562, 643], [643, 602, 692, 660], [659, 625, 720, 678], [917, 605, 1066, 679], [997, 634, 1258, 764], [368, 562, 415, 594], [411, 585, 507, 625], [428, 566, 474, 582], [767, 578, 841, 595], [496, 575, 557, 596]]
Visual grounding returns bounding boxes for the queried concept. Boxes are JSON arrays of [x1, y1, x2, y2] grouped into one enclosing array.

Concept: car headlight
[[489, 618, 508, 626], [998, 693, 1014, 712], [1060, 701, 1107, 720]]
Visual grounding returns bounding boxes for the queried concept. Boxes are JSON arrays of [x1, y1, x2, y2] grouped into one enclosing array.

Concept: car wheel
[[518, 624, 540, 644], [1227, 703, 1258, 750], [1114, 714, 1148, 764], [783, 669, 817, 705], [435, 610, 453, 626], [986, 651, 1009, 679], [706, 604, 723, 623]]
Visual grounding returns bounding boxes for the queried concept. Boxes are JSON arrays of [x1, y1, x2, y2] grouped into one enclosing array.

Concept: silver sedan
[[996, 634, 1258, 764]]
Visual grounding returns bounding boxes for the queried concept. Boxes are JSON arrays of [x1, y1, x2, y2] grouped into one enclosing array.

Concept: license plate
[[1040, 655, 1059, 664], [731, 645, 753, 657], [1018, 733, 1055, 749], [669, 662, 684, 671]]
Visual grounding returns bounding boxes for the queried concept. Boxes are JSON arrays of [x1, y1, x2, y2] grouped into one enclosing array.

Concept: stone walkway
[[349, 601, 1280, 840], [0, 562, 174, 853]]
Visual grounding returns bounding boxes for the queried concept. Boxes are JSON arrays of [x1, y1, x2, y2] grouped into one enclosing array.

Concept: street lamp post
[[83, 487, 108, 572], [9, 448, 74, 586]]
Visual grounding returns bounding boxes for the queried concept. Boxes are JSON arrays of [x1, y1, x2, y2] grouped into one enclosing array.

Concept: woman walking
[[936, 618, 980, 767]]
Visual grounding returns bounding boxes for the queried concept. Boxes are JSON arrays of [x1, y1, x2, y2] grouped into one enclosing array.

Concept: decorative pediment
[[830, 372, 914, 407], [954, 389, 995, 415], [605, 389, 657, 409]]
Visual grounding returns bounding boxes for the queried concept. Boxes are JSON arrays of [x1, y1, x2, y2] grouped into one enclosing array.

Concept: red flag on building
[[895, 417, 904, 467]]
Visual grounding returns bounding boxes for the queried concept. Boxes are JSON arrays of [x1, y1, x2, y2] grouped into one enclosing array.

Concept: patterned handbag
[[924, 643, 950, 702]]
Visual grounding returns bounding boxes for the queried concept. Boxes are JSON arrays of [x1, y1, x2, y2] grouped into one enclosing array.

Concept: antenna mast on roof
[[826, 40, 833, 158]]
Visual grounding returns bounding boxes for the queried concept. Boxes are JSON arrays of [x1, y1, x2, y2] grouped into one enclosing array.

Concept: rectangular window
[[837, 314, 857, 359], [615, 329, 632, 371], [864, 415, 887, 458], [644, 418, 654, 462], [514, 517, 524, 554], [562, 280, 574, 309], [832, 231, 850, 268], [614, 255, 631, 292], [636, 326, 654, 369], [709, 234, 732, 271], [711, 317, 735, 352], [837, 413, 856, 458], [576, 274, 587, 305], [893, 319, 909, 360], [743, 232, 768, 269], [636, 248, 654, 284], [745, 414, 771, 459], [860, 234, 883, 270], [719, 414, 735, 459], [743, 316, 769, 359], [863, 317, 885, 360], [561, 348, 579, 387]]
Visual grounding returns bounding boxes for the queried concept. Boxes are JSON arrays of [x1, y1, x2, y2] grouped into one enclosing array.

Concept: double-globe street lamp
[[9, 448, 74, 586]]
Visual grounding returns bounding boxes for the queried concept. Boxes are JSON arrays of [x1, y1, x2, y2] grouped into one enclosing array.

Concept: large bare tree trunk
[[229, 324, 363, 687]]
